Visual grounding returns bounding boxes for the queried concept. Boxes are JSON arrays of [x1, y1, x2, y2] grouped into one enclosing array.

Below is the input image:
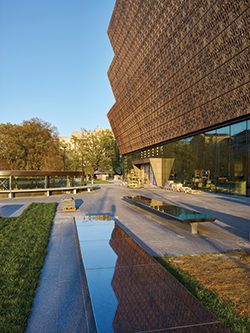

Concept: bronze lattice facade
[[107, 0, 250, 156]]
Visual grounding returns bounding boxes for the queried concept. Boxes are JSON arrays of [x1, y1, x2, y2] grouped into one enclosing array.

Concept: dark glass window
[[204, 130, 217, 192], [124, 120, 250, 196], [230, 122, 247, 195], [192, 134, 205, 190], [162, 141, 177, 185], [217, 126, 230, 193], [247, 120, 250, 197], [184, 137, 193, 186]]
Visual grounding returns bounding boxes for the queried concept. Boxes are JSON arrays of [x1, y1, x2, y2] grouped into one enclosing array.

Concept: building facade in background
[[59, 128, 108, 149], [107, 0, 250, 196]]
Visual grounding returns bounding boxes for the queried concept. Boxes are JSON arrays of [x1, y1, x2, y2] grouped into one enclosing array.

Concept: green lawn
[[85, 180, 113, 184], [0, 202, 57, 333]]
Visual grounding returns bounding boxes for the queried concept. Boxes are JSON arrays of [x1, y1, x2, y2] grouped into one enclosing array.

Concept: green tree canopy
[[0, 118, 64, 170], [65, 129, 119, 179]]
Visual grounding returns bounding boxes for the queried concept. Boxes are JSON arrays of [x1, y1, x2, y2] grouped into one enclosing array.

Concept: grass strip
[[154, 256, 250, 333], [0, 202, 58, 333], [85, 180, 113, 184]]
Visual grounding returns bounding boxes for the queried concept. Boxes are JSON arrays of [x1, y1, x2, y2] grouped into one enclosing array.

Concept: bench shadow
[[92, 186, 101, 190], [120, 197, 250, 255], [84, 186, 110, 215], [0, 205, 24, 217], [216, 195, 250, 207], [178, 201, 250, 240], [137, 190, 250, 240], [74, 199, 84, 210]]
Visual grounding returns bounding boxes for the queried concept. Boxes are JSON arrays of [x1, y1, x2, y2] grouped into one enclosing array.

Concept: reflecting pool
[[124, 196, 216, 222], [74, 215, 224, 333]]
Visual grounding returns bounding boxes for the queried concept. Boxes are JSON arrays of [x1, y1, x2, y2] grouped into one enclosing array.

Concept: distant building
[[107, 0, 250, 196], [71, 128, 108, 138], [59, 128, 109, 148]]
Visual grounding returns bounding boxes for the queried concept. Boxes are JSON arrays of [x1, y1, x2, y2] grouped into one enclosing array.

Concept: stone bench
[[62, 196, 76, 211], [124, 195, 216, 234], [0, 185, 94, 198]]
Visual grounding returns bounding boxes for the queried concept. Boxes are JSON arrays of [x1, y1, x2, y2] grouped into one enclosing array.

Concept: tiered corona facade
[[107, 0, 250, 156]]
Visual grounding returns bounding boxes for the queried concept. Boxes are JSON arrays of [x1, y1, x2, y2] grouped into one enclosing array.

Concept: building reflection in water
[[75, 215, 227, 333], [124, 195, 216, 222]]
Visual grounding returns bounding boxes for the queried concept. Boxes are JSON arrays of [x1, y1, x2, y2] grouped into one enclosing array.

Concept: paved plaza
[[0, 183, 249, 332]]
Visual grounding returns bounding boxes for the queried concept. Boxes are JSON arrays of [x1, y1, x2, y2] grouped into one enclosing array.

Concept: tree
[[112, 140, 123, 175], [66, 129, 116, 179], [0, 118, 64, 170]]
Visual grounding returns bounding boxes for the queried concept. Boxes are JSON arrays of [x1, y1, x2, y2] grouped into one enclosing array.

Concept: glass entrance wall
[[217, 126, 230, 193], [204, 130, 217, 192], [162, 138, 193, 187], [162, 141, 176, 185], [247, 120, 250, 196], [124, 118, 250, 196], [230, 122, 247, 195], [162, 120, 248, 195], [141, 164, 150, 185]]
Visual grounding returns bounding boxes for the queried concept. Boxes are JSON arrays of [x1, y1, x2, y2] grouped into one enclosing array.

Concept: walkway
[[0, 184, 249, 332]]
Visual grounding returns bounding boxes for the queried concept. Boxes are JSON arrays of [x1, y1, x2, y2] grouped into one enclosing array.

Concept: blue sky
[[0, 0, 116, 137]]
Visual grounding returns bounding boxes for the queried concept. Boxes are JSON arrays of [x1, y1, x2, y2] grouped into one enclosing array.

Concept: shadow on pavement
[[0, 205, 24, 217], [178, 202, 250, 240], [74, 199, 84, 209]]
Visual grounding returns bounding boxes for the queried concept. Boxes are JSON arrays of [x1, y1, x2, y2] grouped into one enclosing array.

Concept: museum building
[[107, 0, 250, 196]]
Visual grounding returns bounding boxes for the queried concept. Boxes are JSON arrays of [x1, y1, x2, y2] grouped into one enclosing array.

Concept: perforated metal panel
[[107, 0, 250, 155]]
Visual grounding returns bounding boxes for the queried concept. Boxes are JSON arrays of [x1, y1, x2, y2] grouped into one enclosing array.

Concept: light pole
[[82, 155, 83, 184], [62, 146, 67, 171]]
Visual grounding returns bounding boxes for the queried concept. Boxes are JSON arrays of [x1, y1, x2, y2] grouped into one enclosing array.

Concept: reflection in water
[[109, 224, 177, 332], [75, 214, 113, 223], [75, 215, 222, 333], [125, 195, 216, 222]]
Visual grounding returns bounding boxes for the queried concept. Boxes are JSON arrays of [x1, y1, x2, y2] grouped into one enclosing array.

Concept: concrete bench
[[124, 195, 216, 234], [0, 185, 94, 198], [62, 196, 76, 211]]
